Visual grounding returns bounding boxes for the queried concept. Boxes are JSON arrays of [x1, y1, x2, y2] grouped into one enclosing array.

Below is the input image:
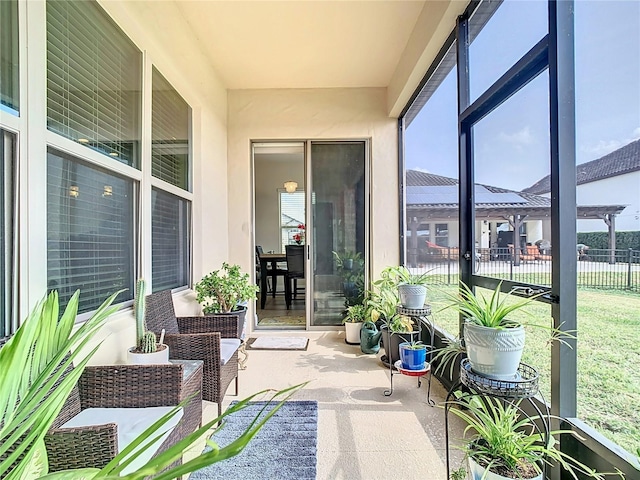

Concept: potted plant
[[441, 281, 546, 380], [195, 262, 259, 327], [333, 250, 365, 307], [448, 394, 609, 480], [342, 303, 366, 345], [395, 266, 432, 309], [398, 339, 427, 370], [127, 278, 169, 364]]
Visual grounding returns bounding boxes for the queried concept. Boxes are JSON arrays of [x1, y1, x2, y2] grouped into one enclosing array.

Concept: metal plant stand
[[444, 359, 550, 478], [383, 305, 435, 406]]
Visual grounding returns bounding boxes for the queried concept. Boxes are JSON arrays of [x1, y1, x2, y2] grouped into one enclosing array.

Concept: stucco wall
[[576, 172, 640, 232], [227, 87, 400, 296]]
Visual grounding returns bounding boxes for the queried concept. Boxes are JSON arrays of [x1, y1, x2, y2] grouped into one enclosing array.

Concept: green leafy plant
[[342, 304, 367, 324], [195, 262, 259, 314], [0, 288, 306, 480], [388, 314, 414, 333], [132, 278, 157, 353], [395, 266, 433, 287], [447, 394, 614, 480], [444, 281, 541, 329], [365, 266, 403, 324], [449, 465, 467, 480]]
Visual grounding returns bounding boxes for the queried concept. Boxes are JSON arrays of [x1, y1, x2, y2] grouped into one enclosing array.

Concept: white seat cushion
[[61, 406, 183, 475], [220, 338, 241, 365]]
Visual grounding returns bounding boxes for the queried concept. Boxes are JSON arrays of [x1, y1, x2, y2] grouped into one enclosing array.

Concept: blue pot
[[399, 342, 427, 370]]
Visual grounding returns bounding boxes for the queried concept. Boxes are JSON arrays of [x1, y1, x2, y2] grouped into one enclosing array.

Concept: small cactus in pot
[[128, 278, 169, 363]]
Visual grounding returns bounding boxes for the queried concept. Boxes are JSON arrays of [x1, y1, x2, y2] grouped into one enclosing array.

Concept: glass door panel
[[309, 142, 366, 327]]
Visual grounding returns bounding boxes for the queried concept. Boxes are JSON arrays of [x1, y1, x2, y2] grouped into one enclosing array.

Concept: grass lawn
[[426, 284, 640, 456]]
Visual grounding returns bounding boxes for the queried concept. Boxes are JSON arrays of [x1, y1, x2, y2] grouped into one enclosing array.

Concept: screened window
[[0, 0, 19, 113], [152, 68, 189, 189], [279, 191, 305, 253], [47, 149, 134, 313], [0, 130, 15, 338], [46, 0, 141, 166], [151, 188, 190, 292]]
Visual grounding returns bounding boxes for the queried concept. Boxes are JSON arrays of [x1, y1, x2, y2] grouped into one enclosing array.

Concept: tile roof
[[523, 138, 640, 195]]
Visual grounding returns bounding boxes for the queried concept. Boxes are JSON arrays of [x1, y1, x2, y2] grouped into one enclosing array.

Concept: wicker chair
[[145, 290, 241, 417], [44, 362, 203, 473]]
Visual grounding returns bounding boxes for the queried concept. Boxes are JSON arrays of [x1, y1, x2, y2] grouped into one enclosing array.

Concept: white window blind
[[151, 188, 190, 292], [47, 148, 134, 313], [279, 191, 305, 252], [46, 0, 141, 166], [0, 130, 15, 338], [152, 68, 189, 189], [0, 0, 19, 113]]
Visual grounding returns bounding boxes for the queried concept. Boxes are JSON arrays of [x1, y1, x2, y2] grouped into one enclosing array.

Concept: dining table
[[258, 252, 287, 309]]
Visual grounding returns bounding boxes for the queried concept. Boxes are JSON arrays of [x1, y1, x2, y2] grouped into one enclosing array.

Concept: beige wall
[[227, 87, 400, 289]]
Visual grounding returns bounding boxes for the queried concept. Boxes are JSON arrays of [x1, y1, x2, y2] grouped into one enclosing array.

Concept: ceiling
[[174, 1, 429, 90]]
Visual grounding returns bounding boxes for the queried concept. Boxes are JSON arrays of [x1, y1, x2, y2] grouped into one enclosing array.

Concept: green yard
[[427, 285, 640, 456]]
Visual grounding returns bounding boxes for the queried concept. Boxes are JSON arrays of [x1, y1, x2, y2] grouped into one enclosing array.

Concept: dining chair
[[284, 244, 305, 309]]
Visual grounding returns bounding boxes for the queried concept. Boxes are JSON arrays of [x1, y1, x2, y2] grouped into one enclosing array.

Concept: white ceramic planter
[[464, 321, 525, 380], [468, 457, 543, 480], [127, 344, 170, 364], [344, 321, 363, 344], [398, 284, 427, 309]]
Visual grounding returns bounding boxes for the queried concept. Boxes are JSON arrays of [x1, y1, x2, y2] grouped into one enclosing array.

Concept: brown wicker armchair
[[145, 290, 241, 417], [44, 362, 203, 473]]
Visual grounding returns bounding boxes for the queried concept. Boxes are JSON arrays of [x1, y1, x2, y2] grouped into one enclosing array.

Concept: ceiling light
[[69, 185, 79, 198], [77, 138, 89, 144], [284, 181, 298, 193]]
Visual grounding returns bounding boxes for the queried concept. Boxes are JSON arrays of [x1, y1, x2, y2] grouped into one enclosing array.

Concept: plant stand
[[444, 359, 550, 479], [383, 305, 435, 406]]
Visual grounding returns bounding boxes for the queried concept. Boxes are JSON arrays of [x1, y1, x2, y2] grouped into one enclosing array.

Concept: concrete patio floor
[[191, 330, 467, 480]]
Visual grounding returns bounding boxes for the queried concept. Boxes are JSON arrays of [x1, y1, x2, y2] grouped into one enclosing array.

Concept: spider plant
[[448, 394, 613, 480], [444, 281, 542, 329]]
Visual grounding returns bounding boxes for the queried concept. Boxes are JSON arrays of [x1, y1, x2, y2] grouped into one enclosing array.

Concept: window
[[574, 0, 640, 455], [0, 0, 19, 114], [47, 149, 134, 314], [435, 224, 449, 247], [151, 189, 190, 292], [0, 130, 15, 337], [279, 191, 305, 253], [46, 0, 141, 166], [152, 68, 189, 189], [151, 68, 191, 292]]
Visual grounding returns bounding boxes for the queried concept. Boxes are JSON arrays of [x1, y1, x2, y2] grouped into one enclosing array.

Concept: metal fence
[[413, 247, 640, 292]]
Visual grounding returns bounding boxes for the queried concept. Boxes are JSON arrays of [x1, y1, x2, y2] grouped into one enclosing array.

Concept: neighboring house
[[524, 139, 640, 232], [405, 170, 625, 265]]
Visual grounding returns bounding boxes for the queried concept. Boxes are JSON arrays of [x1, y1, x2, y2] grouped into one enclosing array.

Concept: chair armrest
[[163, 332, 221, 364], [45, 423, 118, 471], [78, 364, 185, 409], [177, 315, 240, 338]]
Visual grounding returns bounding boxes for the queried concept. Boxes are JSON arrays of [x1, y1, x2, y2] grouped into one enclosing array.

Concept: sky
[[404, 0, 640, 193]]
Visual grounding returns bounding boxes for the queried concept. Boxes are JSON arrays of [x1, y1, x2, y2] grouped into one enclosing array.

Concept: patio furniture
[[45, 362, 203, 473], [285, 244, 305, 309], [145, 290, 241, 417], [256, 246, 287, 305]]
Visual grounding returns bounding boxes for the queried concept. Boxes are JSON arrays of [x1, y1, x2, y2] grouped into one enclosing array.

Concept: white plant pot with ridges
[[464, 321, 525, 380], [398, 285, 427, 309], [344, 321, 363, 345], [468, 457, 542, 480], [127, 344, 170, 364]]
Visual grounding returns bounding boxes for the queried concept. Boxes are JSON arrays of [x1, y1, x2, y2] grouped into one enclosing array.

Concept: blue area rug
[[190, 400, 318, 480]]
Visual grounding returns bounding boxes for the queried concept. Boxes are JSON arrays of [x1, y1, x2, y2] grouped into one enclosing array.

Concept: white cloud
[[411, 166, 431, 173], [581, 127, 640, 159], [498, 126, 534, 146]]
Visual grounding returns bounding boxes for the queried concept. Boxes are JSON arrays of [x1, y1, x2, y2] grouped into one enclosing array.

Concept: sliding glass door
[[307, 141, 367, 327]]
